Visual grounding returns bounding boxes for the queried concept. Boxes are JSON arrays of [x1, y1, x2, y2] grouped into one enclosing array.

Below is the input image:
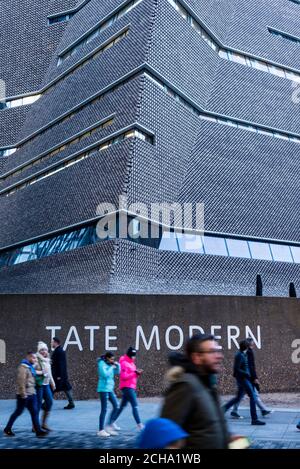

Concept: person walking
[[3, 352, 47, 437], [112, 347, 143, 430], [35, 341, 56, 431], [97, 352, 120, 437], [51, 337, 75, 409], [223, 339, 266, 425], [161, 334, 230, 449], [231, 337, 272, 419]]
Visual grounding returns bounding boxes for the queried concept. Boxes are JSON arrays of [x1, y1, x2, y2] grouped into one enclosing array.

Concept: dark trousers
[[36, 385, 53, 412], [5, 394, 42, 432], [224, 378, 258, 422], [99, 392, 119, 430], [113, 388, 141, 425]]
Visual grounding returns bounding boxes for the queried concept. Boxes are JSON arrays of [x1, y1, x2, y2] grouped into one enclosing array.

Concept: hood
[[36, 352, 50, 363], [120, 354, 134, 364], [165, 353, 214, 388]]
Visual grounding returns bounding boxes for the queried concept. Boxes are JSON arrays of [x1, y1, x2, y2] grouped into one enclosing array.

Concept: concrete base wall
[[0, 294, 299, 399]]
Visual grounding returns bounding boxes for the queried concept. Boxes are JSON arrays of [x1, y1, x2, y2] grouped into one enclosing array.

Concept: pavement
[[0, 398, 299, 449]]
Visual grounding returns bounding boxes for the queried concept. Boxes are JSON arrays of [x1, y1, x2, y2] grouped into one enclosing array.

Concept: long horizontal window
[[0, 148, 17, 157], [57, 0, 142, 66], [160, 231, 300, 264], [1, 117, 114, 182], [0, 94, 41, 111], [3, 129, 153, 197], [48, 13, 74, 25], [145, 73, 300, 144], [168, 0, 300, 83]]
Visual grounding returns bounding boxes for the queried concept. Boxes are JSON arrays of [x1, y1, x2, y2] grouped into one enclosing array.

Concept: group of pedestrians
[[3, 337, 74, 437]]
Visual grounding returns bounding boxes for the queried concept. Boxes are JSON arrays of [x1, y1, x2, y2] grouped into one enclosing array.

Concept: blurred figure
[[97, 352, 120, 437], [223, 340, 266, 425], [231, 337, 272, 419], [3, 352, 47, 437], [138, 418, 188, 449], [112, 347, 143, 430], [35, 341, 56, 431], [51, 337, 75, 409], [161, 334, 230, 449]]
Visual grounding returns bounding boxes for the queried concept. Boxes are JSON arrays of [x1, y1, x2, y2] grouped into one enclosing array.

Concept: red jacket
[[119, 354, 138, 389]]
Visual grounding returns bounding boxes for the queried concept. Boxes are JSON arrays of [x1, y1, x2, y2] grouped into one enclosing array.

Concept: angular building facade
[[1, 0, 300, 296]]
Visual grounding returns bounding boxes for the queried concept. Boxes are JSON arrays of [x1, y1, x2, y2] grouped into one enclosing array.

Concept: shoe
[[97, 430, 111, 437], [112, 423, 121, 431], [64, 404, 75, 409], [262, 410, 272, 417], [4, 428, 15, 437], [230, 411, 244, 419], [251, 420, 266, 425], [105, 425, 118, 436], [137, 423, 144, 431], [36, 430, 48, 438]]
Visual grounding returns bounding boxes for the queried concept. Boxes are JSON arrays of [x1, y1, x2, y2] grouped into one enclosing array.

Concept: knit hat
[[127, 346, 137, 358], [138, 418, 188, 449], [37, 341, 48, 352]]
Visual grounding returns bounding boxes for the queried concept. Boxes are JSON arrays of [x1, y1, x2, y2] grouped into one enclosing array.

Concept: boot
[[41, 410, 51, 432]]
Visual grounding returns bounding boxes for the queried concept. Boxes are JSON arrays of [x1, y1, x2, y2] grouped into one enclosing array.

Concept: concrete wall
[[0, 294, 299, 399]]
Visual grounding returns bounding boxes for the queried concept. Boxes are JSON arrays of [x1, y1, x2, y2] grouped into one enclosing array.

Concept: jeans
[[233, 384, 267, 413], [113, 388, 141, 425], [224, 378, 258, 422], [36, 385, 53, 412], [65, 389, 74, 405], [5, 394, 42, 432], [99, 392, 119, 431]]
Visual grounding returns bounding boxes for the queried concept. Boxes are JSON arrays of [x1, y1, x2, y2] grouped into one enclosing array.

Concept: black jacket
[[161, 353, 230, 449], [247, 348, 258, 381], [233, 351, 251, 380], [51, 346, 72, 392]]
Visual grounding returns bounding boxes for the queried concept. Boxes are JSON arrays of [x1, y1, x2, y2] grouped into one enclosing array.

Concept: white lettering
[[227, 325, 240, 349], [245, 325, 261, 349], [165, 326, 184, 350], [46, 326, 62, 346], [136, 325, 160, 350], [0, 339, 6, 364], [189, 325, 205, 337], [291, 339, 300, 364], [84, 326, 100, 351], [64, 326, 83, 351], [105, 326, 118, 351], [211, 325, 222, 349]]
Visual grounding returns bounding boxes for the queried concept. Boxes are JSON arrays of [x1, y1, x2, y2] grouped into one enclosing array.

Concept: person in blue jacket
[[97, 352, 120, 437]]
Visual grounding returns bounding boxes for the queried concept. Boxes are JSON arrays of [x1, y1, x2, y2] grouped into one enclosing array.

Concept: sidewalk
[[0, 397, 299, 449]]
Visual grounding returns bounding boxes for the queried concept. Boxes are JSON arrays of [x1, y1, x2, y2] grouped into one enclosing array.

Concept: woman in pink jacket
[[112, 347, 143, 430]]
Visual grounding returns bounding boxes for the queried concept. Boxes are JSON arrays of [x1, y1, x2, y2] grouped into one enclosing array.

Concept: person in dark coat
[[161, 334, 231, 449], [51, 337, 75, 409], [231, 337, 272, 418], [223, 340, 265, 425]]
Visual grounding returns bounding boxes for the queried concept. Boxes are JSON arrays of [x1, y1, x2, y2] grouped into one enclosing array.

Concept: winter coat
[[119, 354, 138, 390], [233, 351, 251, 380], [161, 354, 230, 449], [51, 346, 72, 392], [16, 362, 36, 398], [97, 359, 120, 392], [35, 352, 56, 388], [247, 348, 258, 381]]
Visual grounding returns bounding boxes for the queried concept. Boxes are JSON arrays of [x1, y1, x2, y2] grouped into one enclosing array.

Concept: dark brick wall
[[0, 294, 299, 398]]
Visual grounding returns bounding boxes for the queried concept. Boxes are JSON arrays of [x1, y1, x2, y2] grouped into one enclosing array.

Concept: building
[[1, 0, 300, 296]]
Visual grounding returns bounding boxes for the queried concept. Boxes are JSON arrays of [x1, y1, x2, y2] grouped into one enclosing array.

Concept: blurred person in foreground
[[161, 334, 234, 449]]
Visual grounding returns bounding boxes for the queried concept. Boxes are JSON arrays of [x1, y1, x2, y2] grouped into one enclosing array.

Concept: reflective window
[[176, 233, 204, 253], [290, 246, 300, 263], [249, 241, 272, 260], [270, 244, 293, 263], [203, 236, 228, 256], [230, 52, 247, 65], [251, 59, 269, 72], [226, 238, 251, 258], [268, 65, 286, 78], [219, 49, 228, 59], [159, 231, 178, 251]]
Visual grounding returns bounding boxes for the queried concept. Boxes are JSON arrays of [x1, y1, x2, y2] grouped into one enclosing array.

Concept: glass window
[[226, 238, 251, 258], [257, 128, 273, 137], [191, 18, 202, 34], [226, 120, 238, 127], [289, 136, 300, 143], [219, 49, 228, 60], [248, 241, 272, 260], [274, 133, 289, 140], [201, 114, 217, 123], [10, 98, 23, 108], [203, 236, 228, 256], [250, 59, 269, 72], [176, 233, 204, 253], [268, 65, 286, 78], [270, 244, 293, 263], [231, 52, 247, 65], [159, 231, 178, 251], [290, 246, 300, 263], [285, 71, 300, 82], [86, 30, 99, 44]]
